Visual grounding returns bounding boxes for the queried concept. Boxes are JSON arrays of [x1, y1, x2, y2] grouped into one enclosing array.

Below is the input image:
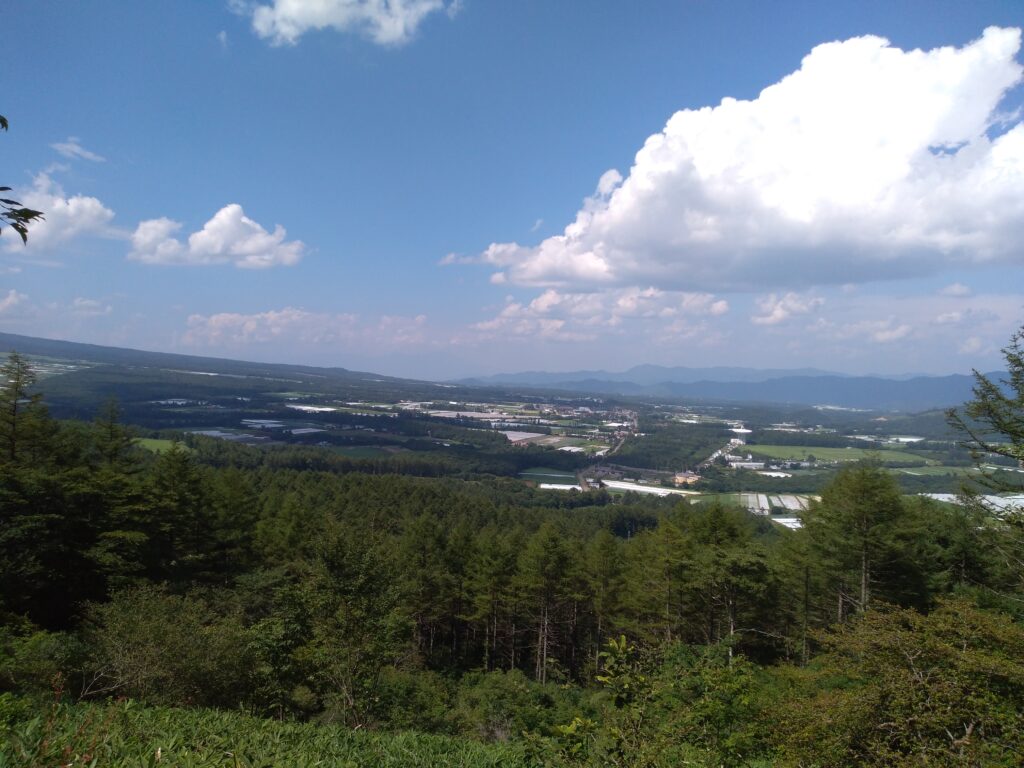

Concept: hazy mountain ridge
[[459, 363, 844, 387], [459, 367, 1001, 411], [1, 332, 1000, 411], [0, 332, 392, 383]]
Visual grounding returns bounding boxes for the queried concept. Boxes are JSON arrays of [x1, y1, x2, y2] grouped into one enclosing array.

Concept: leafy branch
[[1, 114, 45, 244]]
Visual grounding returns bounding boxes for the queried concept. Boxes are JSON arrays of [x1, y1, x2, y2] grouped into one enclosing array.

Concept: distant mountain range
[[460, 364, 845, 387], [0, 332, 997, 412], [0, 331, 386, 382], [457, 365, 1000, 411]]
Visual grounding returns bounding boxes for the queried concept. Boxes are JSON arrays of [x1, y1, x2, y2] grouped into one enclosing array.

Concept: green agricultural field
[[896, 465, 973, 476], [691, 492, 746, 507], [746, 444, 928, 464], [520, 467, 578, 485], [134, 438, 185, 453]]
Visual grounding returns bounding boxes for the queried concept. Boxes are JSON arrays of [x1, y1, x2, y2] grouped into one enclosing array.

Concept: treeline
[[189, 433, 590, 479], [3, 351, 1024, 766]]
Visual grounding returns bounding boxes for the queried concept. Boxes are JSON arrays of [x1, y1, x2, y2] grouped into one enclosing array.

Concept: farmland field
[[693, 492, 746, 506], [520, 467, 578, 485], [896, 465, 972, 476], [135, 438, 183, 453], [746, 444, 928, 463]]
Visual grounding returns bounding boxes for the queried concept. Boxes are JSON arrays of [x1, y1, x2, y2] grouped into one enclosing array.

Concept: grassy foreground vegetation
[[0, 696, 530, 767]]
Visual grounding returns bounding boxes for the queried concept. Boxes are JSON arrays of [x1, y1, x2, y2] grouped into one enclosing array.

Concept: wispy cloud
[[939, 282, 973, 297], [471, 287, 728, 343], [70, 297, 113, 317], [183, 307, 427, 347], [0, 289, 28, 314], [50, 137, 105, 162]]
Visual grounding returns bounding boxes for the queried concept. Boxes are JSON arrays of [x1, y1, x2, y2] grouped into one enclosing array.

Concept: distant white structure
[[601, 480, 699, 497], [501, 430, 543, 443], [921, 494, 1024, 513]]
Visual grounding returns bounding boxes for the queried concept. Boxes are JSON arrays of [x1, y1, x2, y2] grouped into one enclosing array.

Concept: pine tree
[[516, 522, 573, 683], [948, 325, 1024, 599], [804, 465, 908, 618], [0, 351, 46, 465]]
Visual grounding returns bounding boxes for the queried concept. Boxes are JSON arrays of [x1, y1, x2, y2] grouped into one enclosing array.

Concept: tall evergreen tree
[[949, 326, 1024, 602], [0, 351, 46, 465], [467, 526, 518, 672], [804, 465, 910, 618], [516, 522, 574, 683]]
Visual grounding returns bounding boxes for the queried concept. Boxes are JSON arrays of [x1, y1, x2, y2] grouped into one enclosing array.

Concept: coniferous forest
[[1, 333, 1023, 768]]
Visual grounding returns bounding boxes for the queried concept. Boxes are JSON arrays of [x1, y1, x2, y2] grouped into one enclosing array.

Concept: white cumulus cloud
[[752, 292, 825, 325], [241, 0, 453, 46], [478, 27, 1024, 292], [129, 204, 304, 268], [4, 173, 116, 252]]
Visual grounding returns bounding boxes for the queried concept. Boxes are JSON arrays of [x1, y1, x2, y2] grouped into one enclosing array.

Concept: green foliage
[[949, 327, 1024, 474], [516, 522, 577, 683], [374, 668, 453, 733], [0, 698, 532, 767], [948, 327, 1024, 600], [0, 351, 48, 465], [614, 420, 731, 471], [293, 526, 414, 728], [83, 586, 252, 707], [452, 669, 588, 742], [551, 636, 769, 768], [777, 599, 1024, 767], [803, 464, 923, 616], [0, 628, 85, 694]]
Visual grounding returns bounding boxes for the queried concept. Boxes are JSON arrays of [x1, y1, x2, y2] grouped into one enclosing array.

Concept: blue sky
[[3, 0, 1024, 378]]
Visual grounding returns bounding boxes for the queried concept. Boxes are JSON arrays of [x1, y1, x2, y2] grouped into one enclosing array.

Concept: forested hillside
[[2, 345, 1024, 767]]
